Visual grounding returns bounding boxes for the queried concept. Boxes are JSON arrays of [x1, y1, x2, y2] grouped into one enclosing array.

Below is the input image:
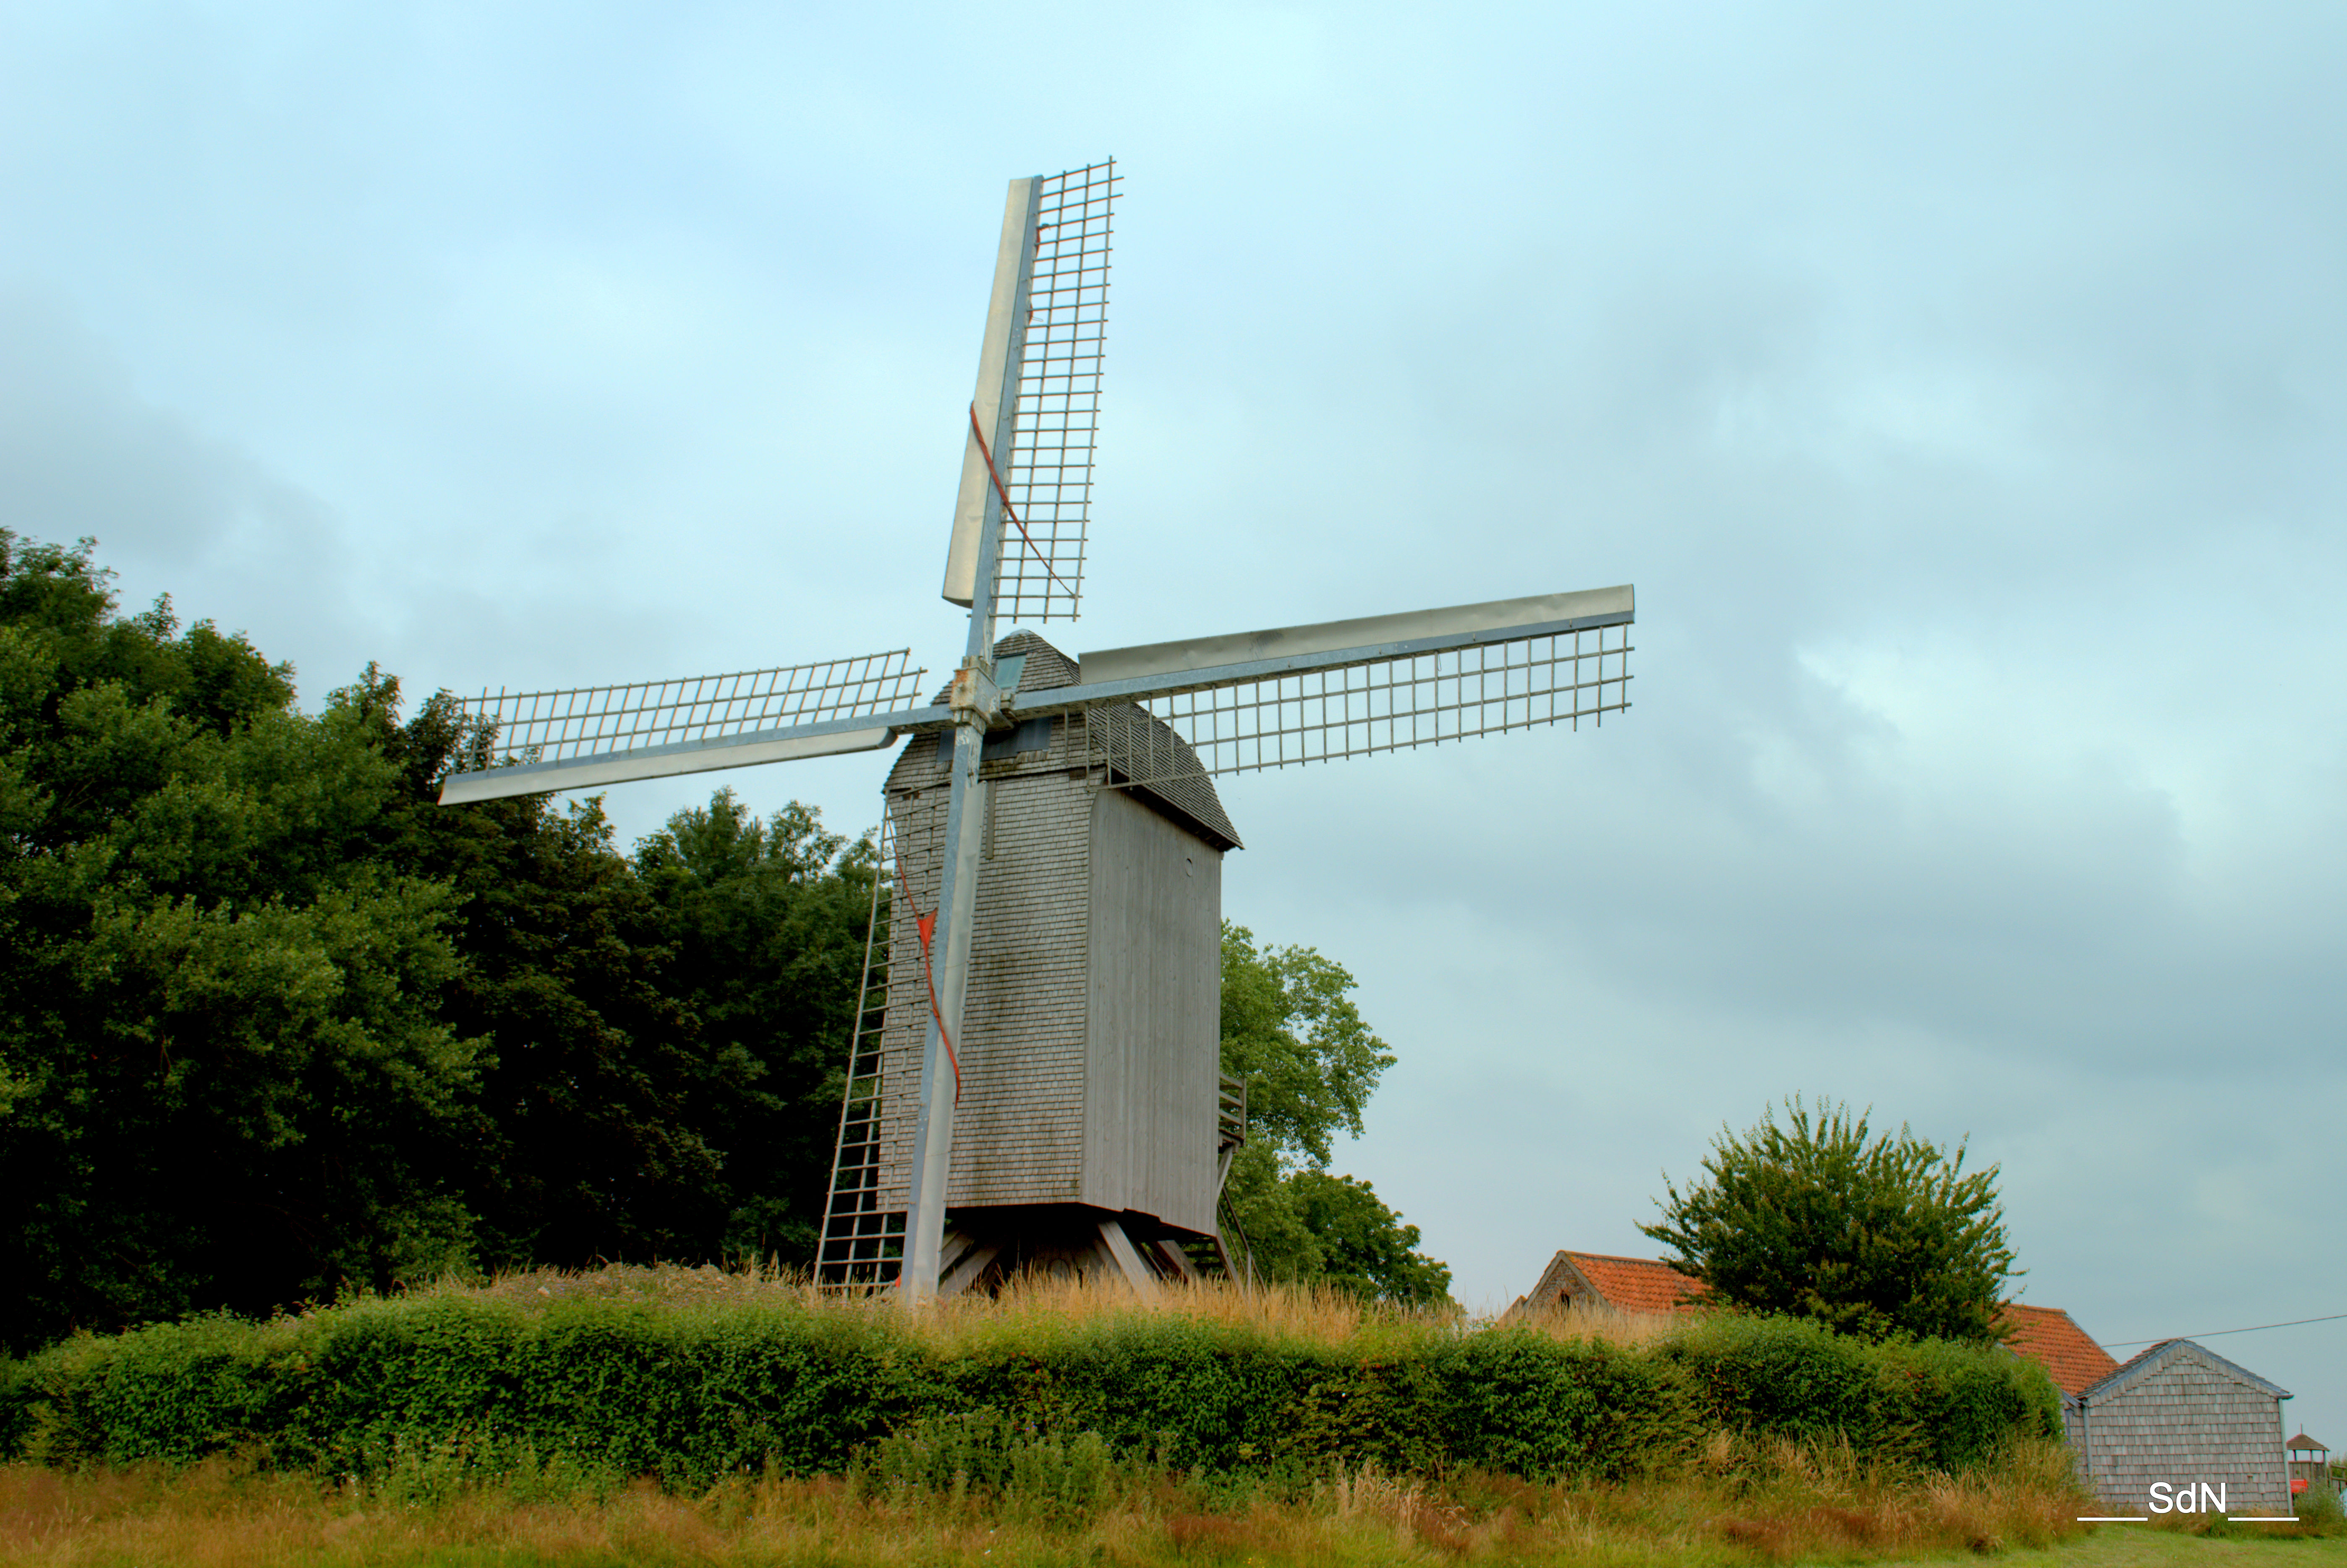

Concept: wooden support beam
[[940, 1241, 1002, 1298], [1095, 1219, 1161, 1301]]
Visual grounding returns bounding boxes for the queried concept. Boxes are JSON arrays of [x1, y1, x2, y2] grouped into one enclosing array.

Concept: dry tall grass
[[447, 1259, 1493, 1348], [442, 1258, 1698, 1357], [0, 1433, 2096, 1567]]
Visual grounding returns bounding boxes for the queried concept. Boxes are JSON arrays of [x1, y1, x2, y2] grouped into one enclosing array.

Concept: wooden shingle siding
[[1085, 787, 1221, 1233], [2073, 1341, 2292, 1512], [862, 630, 1230, 1236], [876, 736, 1093, 1209], [956, 767, 1092, 1206]]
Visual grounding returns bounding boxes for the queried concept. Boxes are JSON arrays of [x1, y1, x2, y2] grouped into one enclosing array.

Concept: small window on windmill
[[1185, 852, 1194, 878]]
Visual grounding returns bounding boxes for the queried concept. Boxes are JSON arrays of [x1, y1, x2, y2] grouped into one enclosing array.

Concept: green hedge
[[1, 1298, 2060, 1488]]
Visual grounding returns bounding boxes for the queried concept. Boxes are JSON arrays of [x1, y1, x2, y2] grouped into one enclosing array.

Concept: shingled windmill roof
[[992, 630, 1243, 852]]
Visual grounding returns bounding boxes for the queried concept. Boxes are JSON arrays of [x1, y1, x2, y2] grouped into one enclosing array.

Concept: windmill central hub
[[948, 653, 1025, 729]]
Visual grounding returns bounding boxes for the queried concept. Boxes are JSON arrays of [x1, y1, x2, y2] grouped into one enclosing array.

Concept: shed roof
[[1997, 1304, 2119, 1398], [1510, 1250, 1708, 1318], [2288, 1432, 2328, 1452], [1566, 1252, 1708, 1314], [2080, 1338, 2293, 1406]]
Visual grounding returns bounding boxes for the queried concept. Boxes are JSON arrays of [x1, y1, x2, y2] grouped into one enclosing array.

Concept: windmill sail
[[1007, 586, 1634, 792], [1078, 625, 1630, 789], [944, 161, 1118, 624], [438, 649, 936, 803]]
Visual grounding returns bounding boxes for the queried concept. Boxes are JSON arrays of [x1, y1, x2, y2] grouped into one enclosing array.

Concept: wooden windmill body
[[438, 161, 1636, 1302], [826, 631, 1245, 1292]]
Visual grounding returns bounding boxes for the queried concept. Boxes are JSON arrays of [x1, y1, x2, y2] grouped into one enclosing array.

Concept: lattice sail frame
[[455, 650, 926, 766], [994, 161, 1118, 625], [1082, 623, 1633, 791]]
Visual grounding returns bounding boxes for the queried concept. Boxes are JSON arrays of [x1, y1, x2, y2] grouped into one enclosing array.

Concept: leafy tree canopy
[[1286, 1168, 1452, 1306], [632, 789, 879, 1262], [0, 532, 876, 1353], [1638, 1097, 2018, 1345], [1217, 923, 1449, 1304], [0, 535, 482, 1347], [1218, 922, 1393, 1166]]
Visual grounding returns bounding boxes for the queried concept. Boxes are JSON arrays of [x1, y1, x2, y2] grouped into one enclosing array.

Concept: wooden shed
[[2287, 1432, 2334, 1498], [859, 631, 1242, 1283], [2069, 1339, 2293, 1513]]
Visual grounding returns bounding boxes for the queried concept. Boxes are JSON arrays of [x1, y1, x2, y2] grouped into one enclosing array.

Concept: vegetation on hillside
[[1641, 1097, 2018, 1345], [0, 1269, 2093, 1564]]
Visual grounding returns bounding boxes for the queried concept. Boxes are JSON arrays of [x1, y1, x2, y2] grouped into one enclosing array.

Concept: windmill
[[439, 160, 1635, 1303]]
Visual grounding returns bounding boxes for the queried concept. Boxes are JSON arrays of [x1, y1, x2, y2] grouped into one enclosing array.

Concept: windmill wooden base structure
[[438, 161, 1635, 1303]]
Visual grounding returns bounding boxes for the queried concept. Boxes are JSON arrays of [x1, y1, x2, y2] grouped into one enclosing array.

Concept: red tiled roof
[[1527, 1254, 2122, 1393], [1563, 1252, 1708, 1315], [1999, 1304, 2120, 1397]]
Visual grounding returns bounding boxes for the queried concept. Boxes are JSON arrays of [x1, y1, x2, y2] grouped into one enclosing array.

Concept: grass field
[[13, 1444, 2315, 1567], [1997, 1529, 2347, 1567]]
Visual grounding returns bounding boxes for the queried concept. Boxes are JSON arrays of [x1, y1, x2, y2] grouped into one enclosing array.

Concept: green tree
[[0, 532, 851, 1346], [1287, 1169, 1453, 1306], [634, 789, 879, 1263], [1638, 1097, 2018, 1345], [1218, 923, 1392, 1165], [0, 535, 485, 1350], [1217, 922, 1450, 1303], [345, 674, 799, 1272]]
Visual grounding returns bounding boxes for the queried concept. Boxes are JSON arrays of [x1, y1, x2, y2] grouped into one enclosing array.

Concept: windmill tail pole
[[900, 716, 988, 1304], [904, 172, 1042, 1307], [902, 659, 1020, 1304]]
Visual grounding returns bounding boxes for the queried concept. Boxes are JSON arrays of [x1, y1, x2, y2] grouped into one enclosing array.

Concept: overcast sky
[[5, 1, 2341, 1433]]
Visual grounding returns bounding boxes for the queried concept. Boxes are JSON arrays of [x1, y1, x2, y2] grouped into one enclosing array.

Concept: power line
[[2104, 1311, 2347, 1348]]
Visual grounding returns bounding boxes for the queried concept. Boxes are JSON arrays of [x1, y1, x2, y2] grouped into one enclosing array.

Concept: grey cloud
[[0, 293, 265, 566]]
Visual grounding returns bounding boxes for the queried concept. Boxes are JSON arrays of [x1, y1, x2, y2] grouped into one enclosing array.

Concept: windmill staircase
[[814, 818, 906, 1289]]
